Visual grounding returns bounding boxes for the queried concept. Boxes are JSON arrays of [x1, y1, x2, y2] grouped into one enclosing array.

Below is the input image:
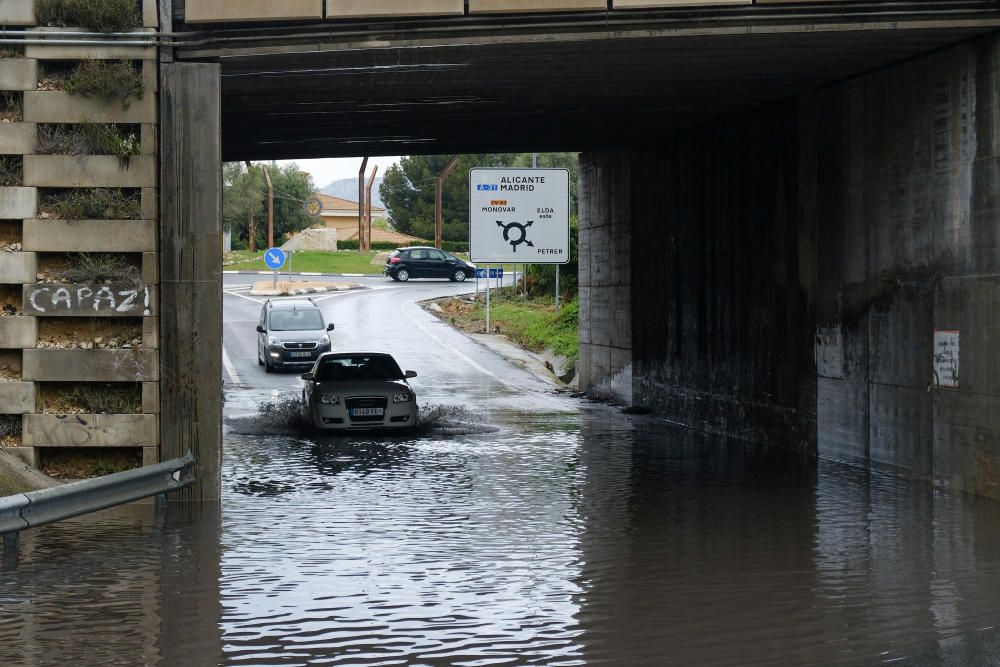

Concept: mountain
[[319, 177, 385, 209]]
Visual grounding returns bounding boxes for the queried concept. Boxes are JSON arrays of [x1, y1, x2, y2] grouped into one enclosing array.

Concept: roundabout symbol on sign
[[496, 219, 534, 253]]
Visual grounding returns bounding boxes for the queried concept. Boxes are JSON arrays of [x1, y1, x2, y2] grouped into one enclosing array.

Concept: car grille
[[283, 341, 317, 350], [345, 396, 388, 422]]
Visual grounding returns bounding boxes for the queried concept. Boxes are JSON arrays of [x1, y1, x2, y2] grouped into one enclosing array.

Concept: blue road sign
[[475, 268, 505, 279], [263, 247, 286, 270]]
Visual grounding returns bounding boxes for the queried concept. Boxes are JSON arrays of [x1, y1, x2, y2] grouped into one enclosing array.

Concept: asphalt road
[[221, 272, 565, 416]]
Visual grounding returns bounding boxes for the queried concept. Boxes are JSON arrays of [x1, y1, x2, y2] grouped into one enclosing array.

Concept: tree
[[223, 162, 316, 250]]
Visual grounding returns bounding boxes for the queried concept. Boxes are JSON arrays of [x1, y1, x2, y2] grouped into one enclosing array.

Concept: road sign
[[263, 247, 286, 270], [475, 268, 505, 279], [469, 168, 570, 264]]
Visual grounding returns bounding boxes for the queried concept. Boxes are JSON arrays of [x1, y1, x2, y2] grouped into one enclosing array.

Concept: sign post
[[469, 168, 570, 327], [263, 247, 286, 290]]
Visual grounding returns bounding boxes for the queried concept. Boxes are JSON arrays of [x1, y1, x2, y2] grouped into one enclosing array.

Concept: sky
[[279, 156, 401, 190]]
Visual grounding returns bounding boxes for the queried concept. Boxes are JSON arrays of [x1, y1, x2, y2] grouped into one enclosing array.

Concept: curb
[[248, 283, 365, 297], [224, 271, 376, 277]]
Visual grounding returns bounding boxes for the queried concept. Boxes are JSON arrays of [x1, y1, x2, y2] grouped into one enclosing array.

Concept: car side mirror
[[404, 370, 417, 378], [301, 372, 314, 381], [256, 325, 264, 333], [327, 323, 335, 331]]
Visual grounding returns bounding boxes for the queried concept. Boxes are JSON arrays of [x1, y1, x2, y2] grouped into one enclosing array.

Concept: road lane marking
[[222, 342, 244, 385], [402, 303, 506, 384], [223, 289, 266, 304]]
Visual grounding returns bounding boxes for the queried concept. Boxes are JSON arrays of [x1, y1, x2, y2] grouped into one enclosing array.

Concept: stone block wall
[[0, 0, 160, 475]]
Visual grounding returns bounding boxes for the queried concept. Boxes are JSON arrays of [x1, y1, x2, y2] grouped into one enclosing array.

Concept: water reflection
[[1, 406, 1000, 665]]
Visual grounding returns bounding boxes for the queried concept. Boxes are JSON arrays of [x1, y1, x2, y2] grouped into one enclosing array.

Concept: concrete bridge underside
[[158, 6, 1000, 498]]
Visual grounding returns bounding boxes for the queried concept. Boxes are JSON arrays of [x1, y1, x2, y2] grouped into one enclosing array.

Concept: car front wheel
[[396, 268, 410, 282], [452, 269, 467, 282]]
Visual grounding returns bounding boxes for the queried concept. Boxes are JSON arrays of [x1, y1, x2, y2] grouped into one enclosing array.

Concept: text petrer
[[537, 248, 563, 255]]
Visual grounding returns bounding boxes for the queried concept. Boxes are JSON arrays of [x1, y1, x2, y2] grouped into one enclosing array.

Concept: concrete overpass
[[1, 0, 998, 499]]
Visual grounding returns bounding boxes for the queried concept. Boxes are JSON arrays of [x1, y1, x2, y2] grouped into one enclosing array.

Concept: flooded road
[[2, 277, 1000, 665]]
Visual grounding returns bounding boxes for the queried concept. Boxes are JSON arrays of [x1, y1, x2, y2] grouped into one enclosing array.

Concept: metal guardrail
[[0, 453, 196, 538]]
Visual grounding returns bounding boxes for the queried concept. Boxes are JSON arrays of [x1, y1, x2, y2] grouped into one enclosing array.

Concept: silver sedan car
[[301, 352, 418, 430]]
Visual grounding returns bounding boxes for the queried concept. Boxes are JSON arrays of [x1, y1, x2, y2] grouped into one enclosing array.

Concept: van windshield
[[269, 310, 324, 331]]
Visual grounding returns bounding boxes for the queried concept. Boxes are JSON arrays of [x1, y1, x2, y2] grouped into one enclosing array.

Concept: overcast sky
[[279, 156, 401, 189]]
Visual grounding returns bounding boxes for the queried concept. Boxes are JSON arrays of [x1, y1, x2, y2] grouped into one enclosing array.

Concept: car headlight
[[318, 334, 330, 346], [268, 336, 280, 346], [392, 392, 412, 403], [319, 394, 339, 405]]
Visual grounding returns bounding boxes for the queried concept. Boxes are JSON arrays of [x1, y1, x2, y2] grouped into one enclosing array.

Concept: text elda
[[27, 284, 152, 316]]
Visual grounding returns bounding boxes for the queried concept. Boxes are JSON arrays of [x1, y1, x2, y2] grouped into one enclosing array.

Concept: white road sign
[[469, 168, 570, 264]]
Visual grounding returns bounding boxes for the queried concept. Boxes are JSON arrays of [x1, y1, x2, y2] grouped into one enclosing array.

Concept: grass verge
[[224, 250, 386, 274], [435, 293, 579, 373]]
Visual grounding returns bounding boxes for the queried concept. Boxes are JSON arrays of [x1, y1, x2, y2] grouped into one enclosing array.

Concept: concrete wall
[[0, 11, 159, 475], [579, 31, 1000, 498]]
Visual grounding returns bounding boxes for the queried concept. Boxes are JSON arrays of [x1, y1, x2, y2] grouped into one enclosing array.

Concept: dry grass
[[36, 123, 141, 164], [37, 317, 143, 349], [36, 0, 140, 32], [0, 351, 21, 382], [40, 188, 142, 220], [0, 92, 23, 122], [0, 155, 23, 186], [41, 447, 142, 480], [0, 220, 21, 248], [0, 285, 22, 316], [0, 415, 21, 447], [37, 382, 142, 414]]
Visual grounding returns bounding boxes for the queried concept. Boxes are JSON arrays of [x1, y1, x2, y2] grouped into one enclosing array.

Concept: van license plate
[[290, 351, 311, 358]]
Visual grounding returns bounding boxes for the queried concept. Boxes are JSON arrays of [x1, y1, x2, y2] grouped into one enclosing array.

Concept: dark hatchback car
[[384, 246, 476, 282], [256, 298, 334, 372]]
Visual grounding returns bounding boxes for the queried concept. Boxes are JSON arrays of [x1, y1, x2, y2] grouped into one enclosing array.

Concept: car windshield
[[315, 355, 404, 381], [269, 310, 324, 331]]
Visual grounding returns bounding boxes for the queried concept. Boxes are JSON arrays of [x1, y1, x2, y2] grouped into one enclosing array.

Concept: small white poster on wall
[[933, 330, 960, 388]]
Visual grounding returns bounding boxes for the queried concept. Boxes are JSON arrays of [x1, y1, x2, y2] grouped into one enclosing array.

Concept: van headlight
[[268, 336, 280, 346], [319, 334, 330, 346], [319, 394, 339, 405], [392, 392, 412, 403]]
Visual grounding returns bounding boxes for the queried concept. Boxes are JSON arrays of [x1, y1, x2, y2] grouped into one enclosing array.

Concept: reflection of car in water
[[257, 298, 334, 373], [301, 352, 418, 430]]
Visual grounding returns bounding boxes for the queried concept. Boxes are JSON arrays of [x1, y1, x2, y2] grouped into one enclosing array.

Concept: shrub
[[0, 156, 22, 187], [67, 60, 144, 107], [57, 383, 141, 414], [37, 123, 141, 164], [441, 241, 469, 253], [0, 415, 21, 439], [36, 0, 140, 32], [41, 188, 142, 220], [0, 92, 22, 122], [55, 253, 141, 285]]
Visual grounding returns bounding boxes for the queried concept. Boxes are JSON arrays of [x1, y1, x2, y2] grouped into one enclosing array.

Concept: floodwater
[[2, 391, 1000, 666]]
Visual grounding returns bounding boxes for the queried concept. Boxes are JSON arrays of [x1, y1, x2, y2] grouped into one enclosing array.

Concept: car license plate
[[290, 351, 311, 358], [350, 408, 384, 417]]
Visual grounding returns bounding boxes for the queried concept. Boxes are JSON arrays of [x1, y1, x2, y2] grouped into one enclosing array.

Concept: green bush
[[36, 0, 140, 32], [42, 188, 142, 220], [337, 240, 402, 251], [67, 60, 144, 107], [441, 241, 469, 253]]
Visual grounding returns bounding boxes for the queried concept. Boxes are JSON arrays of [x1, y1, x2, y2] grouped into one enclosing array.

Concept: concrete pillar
[[578, 30, 1000, 498], [159, 63, 223, 501], [577, 152, 633, 405]]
